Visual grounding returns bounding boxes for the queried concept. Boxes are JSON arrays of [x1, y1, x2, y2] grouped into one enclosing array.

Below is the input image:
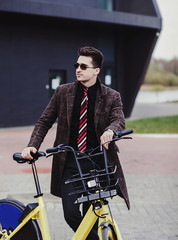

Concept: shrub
[[144, 60, 178, 87]]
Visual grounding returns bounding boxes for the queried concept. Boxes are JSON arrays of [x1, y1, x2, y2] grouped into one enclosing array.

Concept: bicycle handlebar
[[13, 129, 133, 164]]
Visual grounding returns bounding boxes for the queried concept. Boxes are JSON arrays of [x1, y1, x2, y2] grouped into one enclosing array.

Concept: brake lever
[[46, 150, 64, 158], [121, 137, 132, 140], [112, 136, 132, 142]]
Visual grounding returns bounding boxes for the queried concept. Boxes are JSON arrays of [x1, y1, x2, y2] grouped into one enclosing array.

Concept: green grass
[[126, 115, 178, 133]]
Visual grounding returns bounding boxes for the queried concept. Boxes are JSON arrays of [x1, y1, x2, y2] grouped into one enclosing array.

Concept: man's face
[[75, 56, 100, 86]]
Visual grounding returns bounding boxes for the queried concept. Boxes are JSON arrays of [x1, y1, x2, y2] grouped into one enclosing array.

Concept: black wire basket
[[65, 165, 118, 204]]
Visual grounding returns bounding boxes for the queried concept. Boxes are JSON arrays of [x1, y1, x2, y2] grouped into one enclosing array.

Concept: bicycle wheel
[[0, 199, 42, 240], [102, 224, 117, 240]]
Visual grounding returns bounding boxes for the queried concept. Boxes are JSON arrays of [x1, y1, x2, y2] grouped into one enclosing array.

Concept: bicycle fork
[[98, 202, 123, 240], [72, 200, 118, 240]]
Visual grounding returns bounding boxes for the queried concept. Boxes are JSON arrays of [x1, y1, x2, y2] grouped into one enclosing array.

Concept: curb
[[133, 133, 178, 138]]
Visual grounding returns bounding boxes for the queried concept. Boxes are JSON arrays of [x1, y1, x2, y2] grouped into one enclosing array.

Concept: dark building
[[0, 0, 162, 127]]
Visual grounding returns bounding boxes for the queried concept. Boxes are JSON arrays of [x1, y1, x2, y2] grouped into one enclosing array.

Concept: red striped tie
[[77, 87, 88, 152]]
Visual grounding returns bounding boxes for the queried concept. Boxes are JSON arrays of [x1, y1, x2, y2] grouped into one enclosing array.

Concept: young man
[[22, 46, 129, 239]]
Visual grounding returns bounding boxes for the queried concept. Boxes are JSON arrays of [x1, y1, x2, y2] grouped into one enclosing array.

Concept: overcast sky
[[152, 0, 178, 60]]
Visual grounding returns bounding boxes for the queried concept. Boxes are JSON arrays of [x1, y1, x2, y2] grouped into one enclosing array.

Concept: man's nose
[[76, 66, 82, 71]]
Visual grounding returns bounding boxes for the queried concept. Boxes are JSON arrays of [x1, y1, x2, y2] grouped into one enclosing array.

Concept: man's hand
[[21, 147, 37, 160], [100, 129, 114, 151]]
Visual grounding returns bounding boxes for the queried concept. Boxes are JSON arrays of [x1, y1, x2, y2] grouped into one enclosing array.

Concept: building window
[[104, 68, 112, 87], [98, 0, 114, 11], [100, 63, 114, 89], [48, 70, 66, 98]]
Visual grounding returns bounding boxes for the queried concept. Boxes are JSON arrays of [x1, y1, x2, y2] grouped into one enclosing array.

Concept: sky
[[152, 0, 178, 60]]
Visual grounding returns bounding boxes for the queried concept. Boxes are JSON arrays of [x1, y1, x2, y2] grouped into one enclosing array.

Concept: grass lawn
[[126, 115, 178, 134]]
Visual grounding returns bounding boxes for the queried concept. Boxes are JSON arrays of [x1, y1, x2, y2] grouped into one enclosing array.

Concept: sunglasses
[[74, 63, 96, 70]]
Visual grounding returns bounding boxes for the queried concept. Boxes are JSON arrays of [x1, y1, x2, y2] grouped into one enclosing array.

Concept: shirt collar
[[77, 79, 98, 92]]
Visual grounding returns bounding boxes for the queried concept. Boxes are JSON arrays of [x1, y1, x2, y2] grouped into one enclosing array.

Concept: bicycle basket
[[65, 165, 118, 204]]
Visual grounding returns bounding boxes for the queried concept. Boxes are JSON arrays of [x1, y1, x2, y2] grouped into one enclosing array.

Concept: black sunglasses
[[74, 63, 96, 70]]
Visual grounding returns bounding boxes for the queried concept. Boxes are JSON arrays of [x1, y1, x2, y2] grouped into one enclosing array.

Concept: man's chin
[[77, 79, 87, 83]]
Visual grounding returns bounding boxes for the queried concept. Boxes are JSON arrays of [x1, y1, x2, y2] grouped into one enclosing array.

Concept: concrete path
[[129, 102, 178, 120]]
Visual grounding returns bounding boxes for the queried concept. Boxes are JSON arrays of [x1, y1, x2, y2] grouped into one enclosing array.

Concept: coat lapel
[[66, 81, 78, 129], [94, 80, 105, 132]]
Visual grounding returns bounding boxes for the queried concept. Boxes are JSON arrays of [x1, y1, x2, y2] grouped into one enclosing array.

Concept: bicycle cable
[[93, 208, 107, 219], [108, 202, 114, 222]]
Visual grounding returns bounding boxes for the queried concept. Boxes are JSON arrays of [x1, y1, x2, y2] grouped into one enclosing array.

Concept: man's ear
[[95, 68, 100, 76]]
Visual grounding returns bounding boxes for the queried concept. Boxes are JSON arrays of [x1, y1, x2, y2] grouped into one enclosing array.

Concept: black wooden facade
[[0, 0, 162, 127]]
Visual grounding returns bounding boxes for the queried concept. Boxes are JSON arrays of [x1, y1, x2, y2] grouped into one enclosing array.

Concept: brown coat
[[28, 79, 130, 209]]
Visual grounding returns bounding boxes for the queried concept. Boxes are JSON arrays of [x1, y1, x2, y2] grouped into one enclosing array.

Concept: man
[[22, 46, 129, 239]]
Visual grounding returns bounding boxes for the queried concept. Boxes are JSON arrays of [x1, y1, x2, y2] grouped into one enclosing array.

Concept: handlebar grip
[[13, 153, 26, 163], [13, 152, 46, 163], [115, 129, 133, 138], [46, 146, 59, 153]]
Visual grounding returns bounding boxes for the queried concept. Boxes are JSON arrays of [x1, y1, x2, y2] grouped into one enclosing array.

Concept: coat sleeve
[[104, 90, 125, 133], [27, 88, 59, 149]]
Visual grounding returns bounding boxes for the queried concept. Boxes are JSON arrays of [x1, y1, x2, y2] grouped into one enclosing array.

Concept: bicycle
[[0, 128, 132, 240], [46, 128, 133, 240]]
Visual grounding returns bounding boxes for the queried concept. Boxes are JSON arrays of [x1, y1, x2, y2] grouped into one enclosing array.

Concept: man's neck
[[79, 78, 97, 88]]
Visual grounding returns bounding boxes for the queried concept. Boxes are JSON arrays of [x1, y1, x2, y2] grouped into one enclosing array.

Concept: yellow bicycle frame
[[72, 200, 122, 240], [1, 196, 51, 240]]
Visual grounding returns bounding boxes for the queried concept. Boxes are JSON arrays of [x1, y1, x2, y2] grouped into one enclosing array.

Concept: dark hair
[[78, 46, 104, 68]]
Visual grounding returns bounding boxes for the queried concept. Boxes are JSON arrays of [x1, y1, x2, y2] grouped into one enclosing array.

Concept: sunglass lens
[[74, 63, 79, 69], [80, 64, 88, 70], [74, 63, 88, 70]]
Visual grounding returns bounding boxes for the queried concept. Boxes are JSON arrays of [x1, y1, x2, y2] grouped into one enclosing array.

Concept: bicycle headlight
[[87, 179, 97, 188]]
